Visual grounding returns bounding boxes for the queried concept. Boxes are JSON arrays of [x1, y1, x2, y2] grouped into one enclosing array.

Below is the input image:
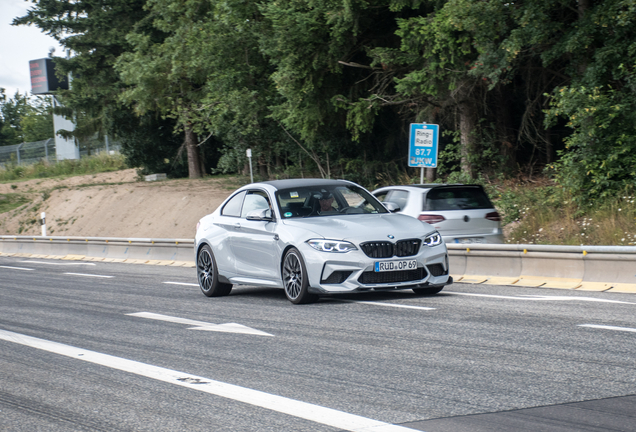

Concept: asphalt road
[[1, 256, 635, 432]]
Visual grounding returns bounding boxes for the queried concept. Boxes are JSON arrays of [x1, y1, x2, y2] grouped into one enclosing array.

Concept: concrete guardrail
[[0, 235, 195, 267], [447, 243, 636, 293], [1, 236, 635, 293]]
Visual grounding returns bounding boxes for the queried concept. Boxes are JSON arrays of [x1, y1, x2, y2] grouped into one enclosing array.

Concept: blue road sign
[[408, 123, 439, 168]]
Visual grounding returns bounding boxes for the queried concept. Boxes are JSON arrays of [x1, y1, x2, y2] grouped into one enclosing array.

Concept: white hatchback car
[[373, 184, 504, 244]]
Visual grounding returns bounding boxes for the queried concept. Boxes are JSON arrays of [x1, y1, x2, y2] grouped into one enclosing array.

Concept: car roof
[[258, 178, 355, 190], [374, 184, 484, 192]]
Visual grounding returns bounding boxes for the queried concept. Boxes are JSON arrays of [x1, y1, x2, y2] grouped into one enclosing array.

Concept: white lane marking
[[579, 324, 636, 333], [445, 291, 636, 305], [343, 300, 435, 311], [0, 329, 418, 432], [165, 283, 435, 310], [165, 282, 435, 311], [127, 312, 273, 337], [21, 260, 96, 266], [64, 272, 113, 279], [164, 281, 199, 287], [0, 265, 34, 271]]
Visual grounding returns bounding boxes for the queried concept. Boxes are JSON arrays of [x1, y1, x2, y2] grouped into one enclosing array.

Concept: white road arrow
[[127, 312, 273, 337]]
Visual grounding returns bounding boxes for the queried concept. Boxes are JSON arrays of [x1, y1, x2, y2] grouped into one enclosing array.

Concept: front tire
[[282, 248, 317, 304], [197, 245, 232, 297]]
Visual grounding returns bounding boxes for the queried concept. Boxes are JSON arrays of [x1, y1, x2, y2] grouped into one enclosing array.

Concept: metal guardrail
[[446, 243, 636, 254], [1, 236, 635, 293]]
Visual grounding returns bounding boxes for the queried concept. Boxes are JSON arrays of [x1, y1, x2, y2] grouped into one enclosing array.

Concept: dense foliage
[[0, 89, 53, 145], [11, 0, 636, 203]]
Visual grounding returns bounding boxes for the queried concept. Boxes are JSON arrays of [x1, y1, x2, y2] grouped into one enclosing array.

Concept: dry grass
[[502, 193, 636, 246]]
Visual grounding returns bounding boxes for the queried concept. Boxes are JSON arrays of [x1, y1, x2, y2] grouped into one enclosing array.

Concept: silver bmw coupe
[[195, 179, 452, 304]]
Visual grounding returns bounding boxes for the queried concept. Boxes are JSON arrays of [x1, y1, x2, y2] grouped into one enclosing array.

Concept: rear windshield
[[425, 187, 493, 211]]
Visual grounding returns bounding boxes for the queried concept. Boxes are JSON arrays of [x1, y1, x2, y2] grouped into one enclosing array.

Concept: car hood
[[281, 213, 436, 243]]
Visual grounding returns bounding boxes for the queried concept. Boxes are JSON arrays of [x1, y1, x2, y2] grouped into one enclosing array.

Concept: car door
[[211, 190, 247, 277], [230, 189, 281, 282]]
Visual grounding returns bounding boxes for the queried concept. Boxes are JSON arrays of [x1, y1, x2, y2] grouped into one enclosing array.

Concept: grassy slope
[[490, 180, 636, 246], [0, 193, 30, 214]]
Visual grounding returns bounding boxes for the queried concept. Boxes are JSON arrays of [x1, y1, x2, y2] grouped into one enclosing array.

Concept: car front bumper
[[299, 242, 451, 294]]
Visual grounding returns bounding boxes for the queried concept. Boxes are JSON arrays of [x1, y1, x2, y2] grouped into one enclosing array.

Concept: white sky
[[0, 0, 63, 98]]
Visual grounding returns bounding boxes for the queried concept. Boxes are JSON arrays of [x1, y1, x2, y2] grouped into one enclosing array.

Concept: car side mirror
[[383, 201, 401, 212], [246, 208, 274, 221]]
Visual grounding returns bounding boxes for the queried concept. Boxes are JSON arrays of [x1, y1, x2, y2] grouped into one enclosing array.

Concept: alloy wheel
[[197, 248, 214, 292], [283, 252, 302, 300]]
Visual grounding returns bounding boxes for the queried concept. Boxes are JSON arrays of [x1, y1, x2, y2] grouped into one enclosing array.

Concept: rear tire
[[282, 247, 317, 304], [197, 245, 232, 297], [412, 286, 444, 295]]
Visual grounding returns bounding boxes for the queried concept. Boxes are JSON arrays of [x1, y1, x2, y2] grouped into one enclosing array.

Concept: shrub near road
[[493, 181, 636, 246]]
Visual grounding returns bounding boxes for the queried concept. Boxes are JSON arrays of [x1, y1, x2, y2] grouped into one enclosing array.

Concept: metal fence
[[78, 136, 121, 158], [0, 137, 120, 169], [0, 138, 55, 167]]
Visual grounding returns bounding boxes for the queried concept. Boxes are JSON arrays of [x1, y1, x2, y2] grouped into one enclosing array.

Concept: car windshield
[[425, 187, 494, 211], [276, 184, 388, 218]]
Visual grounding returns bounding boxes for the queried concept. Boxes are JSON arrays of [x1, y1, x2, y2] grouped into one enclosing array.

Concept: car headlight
[[423, 231, 442, 247], [307, 239, 357, 253]]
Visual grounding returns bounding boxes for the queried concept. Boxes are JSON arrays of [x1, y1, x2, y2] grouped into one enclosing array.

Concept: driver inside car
[[318, 192, 337, 214]]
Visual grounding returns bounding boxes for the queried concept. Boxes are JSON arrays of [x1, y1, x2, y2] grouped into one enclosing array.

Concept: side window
[[221, 191, 246, 217], [241, 190, 271, 218], [374, 191, 388, 202]]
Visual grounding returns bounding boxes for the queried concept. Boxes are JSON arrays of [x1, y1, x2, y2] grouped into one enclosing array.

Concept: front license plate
[[374, 260, 417, 272]]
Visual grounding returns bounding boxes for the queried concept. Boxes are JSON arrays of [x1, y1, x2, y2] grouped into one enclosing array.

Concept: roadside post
[[40, 212, 46, 237], [408, 123, 439, 184], [246, 148, 253, 183]]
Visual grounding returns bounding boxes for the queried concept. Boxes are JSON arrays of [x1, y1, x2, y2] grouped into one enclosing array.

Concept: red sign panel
[[29, 58, 68, 94]]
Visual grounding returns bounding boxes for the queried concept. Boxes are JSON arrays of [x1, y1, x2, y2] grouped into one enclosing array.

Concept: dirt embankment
[[0, 170, 241, 239]]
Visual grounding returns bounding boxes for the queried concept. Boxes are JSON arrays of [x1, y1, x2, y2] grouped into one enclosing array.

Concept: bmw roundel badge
[[388, 235, 395, 239]]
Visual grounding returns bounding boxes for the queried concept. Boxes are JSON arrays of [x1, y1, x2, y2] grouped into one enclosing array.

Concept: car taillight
[[196, 221, 200, 232], [485, 211, 501, 222], [418, 214, 446, 224]]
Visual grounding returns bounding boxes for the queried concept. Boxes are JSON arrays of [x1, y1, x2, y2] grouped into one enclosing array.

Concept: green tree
[[194, 0, 288, 179], [117, 0, 294, 179], [259, 0, 422, 177], [451, 0, 636, 199], [116, 0, 219, 178], [544, 1, 636, 202], [0, 89, 51, 145], [14, 0, 151, 157], [21, 96, 54, 143], [111, 110, 189, 177]]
